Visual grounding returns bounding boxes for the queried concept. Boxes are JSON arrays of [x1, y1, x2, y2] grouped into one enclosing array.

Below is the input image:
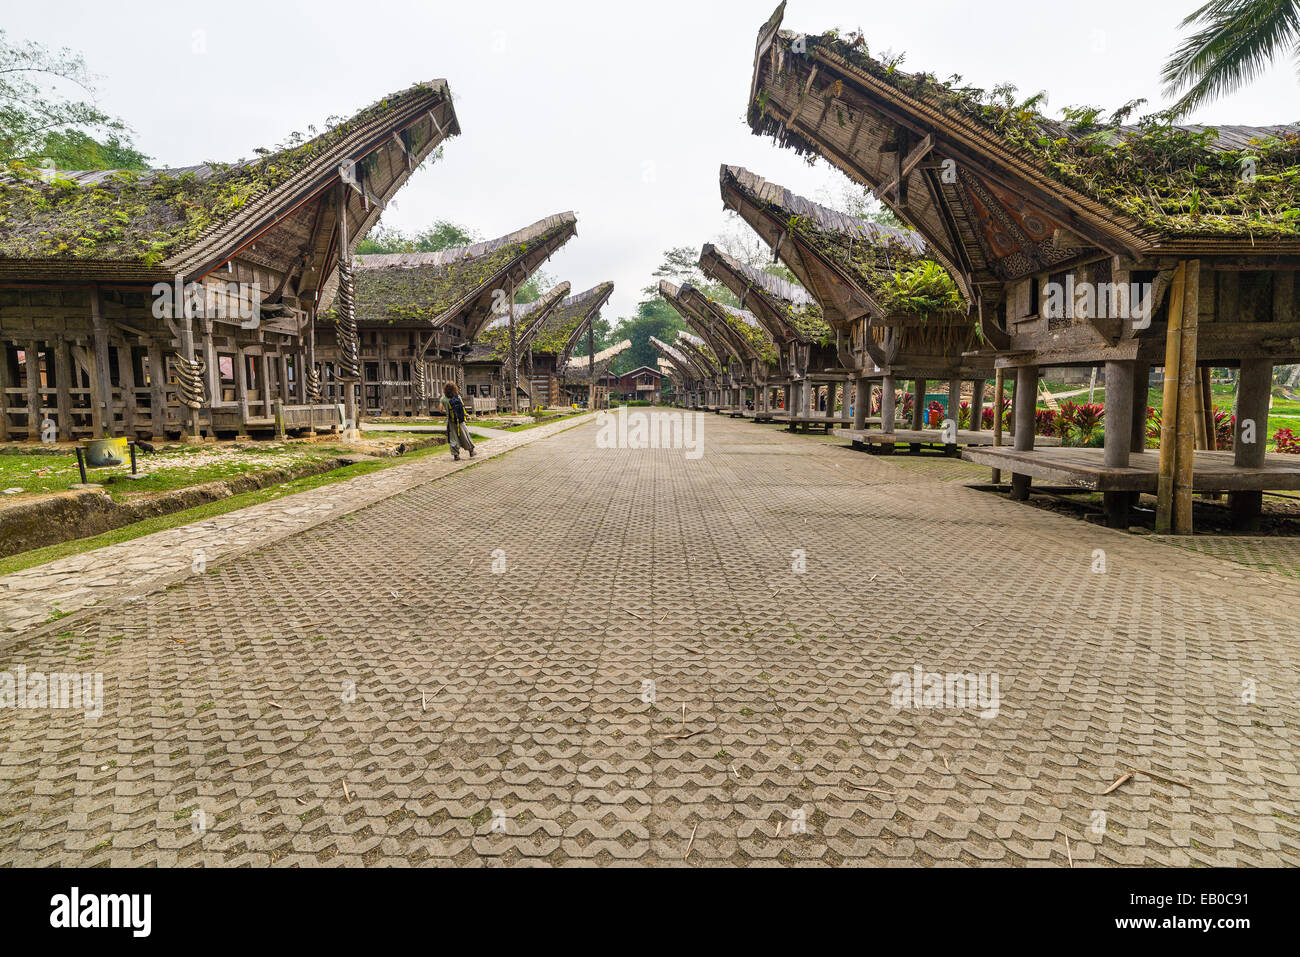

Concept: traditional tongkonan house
[[676, 280, 776, 417], [673, 330, 724, 409], [318, 213, 578, 418], [650, 335, 707, 408], [557, 338, 631, 409], [464, 280, 571, 410], [0, 81, 460, 442], [720, 164, 996, 445], [746, 3, 1300, 530], [698, 242, 829, 421], [466, 281, 615, 410], [659, 280, 769, 415]]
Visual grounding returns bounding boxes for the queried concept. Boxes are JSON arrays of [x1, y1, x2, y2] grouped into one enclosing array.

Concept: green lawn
[[0, 440, 456, 576], [0, 443, 358, 501]]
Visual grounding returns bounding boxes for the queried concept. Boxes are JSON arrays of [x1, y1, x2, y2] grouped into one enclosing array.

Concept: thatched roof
[[0, 81, 460, 287], [748, 3, 1300, 285], [323, 212, 577, 336], [470, 280, 613, 361], [677, 282, 778, 366], [531, 280, 615, 356], [650, 335, 705, 382], [562, 339, 631, 383], [659, 280, 739, 369], [698, 242, 830, 346], [675, 329, 721, 373], [471, 281, 571, 360], [720, 165, 964, 325]]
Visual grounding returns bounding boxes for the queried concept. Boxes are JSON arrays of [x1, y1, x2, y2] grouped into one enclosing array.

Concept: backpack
[[448, 394, 466, 424]]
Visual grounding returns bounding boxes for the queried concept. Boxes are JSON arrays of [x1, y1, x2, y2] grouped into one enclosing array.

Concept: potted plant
[[927, 400, 945, 426]]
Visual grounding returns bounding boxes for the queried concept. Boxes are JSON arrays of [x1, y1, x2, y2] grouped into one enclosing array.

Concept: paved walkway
[[0, 414, 597, 635], [0, 411, 1297, 866]]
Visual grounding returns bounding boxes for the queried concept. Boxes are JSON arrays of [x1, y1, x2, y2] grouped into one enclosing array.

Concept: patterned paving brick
[[0, 411, 1297, 866]]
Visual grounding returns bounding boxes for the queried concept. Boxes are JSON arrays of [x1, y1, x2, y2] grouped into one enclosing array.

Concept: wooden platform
[[961, 447, 1300, 492], [836, 428, 1063, 450], [771, 414, 855, 433]]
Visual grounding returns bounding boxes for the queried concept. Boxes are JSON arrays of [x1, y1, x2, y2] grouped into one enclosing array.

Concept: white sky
[[9, 0, 1299, 324]]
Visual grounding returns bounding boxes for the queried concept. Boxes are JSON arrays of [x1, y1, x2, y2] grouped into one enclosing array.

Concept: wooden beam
[[876, 133, 933, 204]]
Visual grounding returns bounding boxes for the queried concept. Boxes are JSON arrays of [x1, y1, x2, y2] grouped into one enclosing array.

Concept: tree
[[356, 220, 480, 254], [35, 129, 148, 170], [609, 297, 686, 375], [1, 30, 146, 167], [815, 182, 905, 227], [1162, 0, 1300, 118]]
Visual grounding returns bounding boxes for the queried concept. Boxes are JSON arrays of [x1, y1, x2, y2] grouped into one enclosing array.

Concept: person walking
[[441, 382, 476, 461]]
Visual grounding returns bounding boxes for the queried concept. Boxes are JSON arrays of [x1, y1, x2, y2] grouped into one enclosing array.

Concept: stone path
[[0, 411, 1297, 866], [0, 413, 597, 635]]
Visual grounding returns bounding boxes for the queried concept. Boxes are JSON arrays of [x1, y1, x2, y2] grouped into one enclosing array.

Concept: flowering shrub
[[1035, 408, 1058, 436], [1146, 406, 1161, 442], [958, 401, 971, 428], [1213, 408, 1235, 450], [1275, 428, 1300, 454]]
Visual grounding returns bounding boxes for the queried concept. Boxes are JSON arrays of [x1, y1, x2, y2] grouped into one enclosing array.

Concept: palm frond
[[1161, 0, 1300, 118]]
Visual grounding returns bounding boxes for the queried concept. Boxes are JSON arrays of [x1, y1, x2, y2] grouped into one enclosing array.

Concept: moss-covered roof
[[470, 280, 613, 361], [753, 24, 1300, 240], [473, 281, 570, 359], [699, 242, 832, 346], [684, 287, 779, 366], [676, 330, 720, 372], [0, 81, 458, 269], [324, 213, 576, 328], [562, 339, 631, 382], [531, 281, 614, 355], [722, 166, 962, 316]]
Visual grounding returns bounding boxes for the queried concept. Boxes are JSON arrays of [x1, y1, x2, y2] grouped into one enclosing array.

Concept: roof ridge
[[722, 165, 927, 253], [702, 243, 813, 305], [354, 212, 576, 271]]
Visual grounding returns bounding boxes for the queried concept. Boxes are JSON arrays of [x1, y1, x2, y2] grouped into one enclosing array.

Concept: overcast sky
[[9, 1, 1299, 323]]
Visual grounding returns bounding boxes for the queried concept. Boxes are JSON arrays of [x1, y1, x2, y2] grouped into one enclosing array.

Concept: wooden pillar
[[853, 377, 868, 430], [1230, 357, 1272, 530], [116, 339, 138, 436], [911, 379, 926, 430], [1010, 365, 1038, 501], [0, 342, 11, 443], [50, 341, 72, 442], [992, 369, 1005, 484], [148, 340, 166, 440], [90, 288, 114, 438], [587, 323, 595, 409], [235, 348, 250, 436], [1102, 360, 1136, 528], [947, 379, 962, 428], [880, 375, 896, 433], [24, 339, 42, 441], [970, 378, 986, 433], [824, 381, 837, 419], [1131, 362, 1150, 453]]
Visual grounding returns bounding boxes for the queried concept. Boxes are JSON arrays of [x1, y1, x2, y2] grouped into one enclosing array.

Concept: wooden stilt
[[1010, 365, 1038, 501], [970, 378, 986, 434], [1230, 357, 1273, 531]]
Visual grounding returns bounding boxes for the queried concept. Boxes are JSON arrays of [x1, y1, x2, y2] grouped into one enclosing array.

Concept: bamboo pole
[[1173, 260, 1201, 534], [1155, 262, 1186, 533]]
